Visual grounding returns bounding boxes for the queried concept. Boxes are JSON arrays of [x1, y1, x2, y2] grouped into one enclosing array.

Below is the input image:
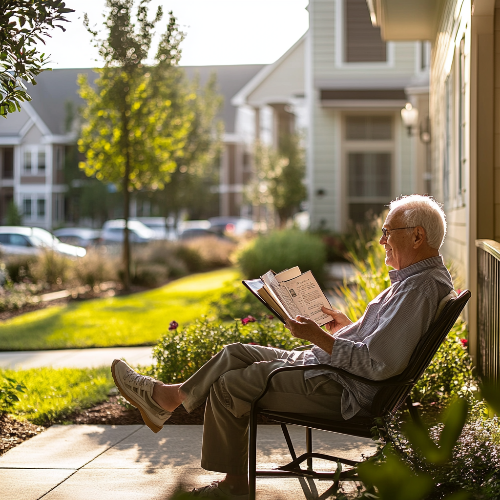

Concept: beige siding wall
[[495, 4, 500, 241], [308, 0, 424, 230], [429, 0, 469, 280], [312, 0, 418, 82], [246, 39, 305, 105]]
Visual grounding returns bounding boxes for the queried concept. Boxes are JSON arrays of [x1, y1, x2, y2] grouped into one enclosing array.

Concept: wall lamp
[[401, 103, 431, 143]]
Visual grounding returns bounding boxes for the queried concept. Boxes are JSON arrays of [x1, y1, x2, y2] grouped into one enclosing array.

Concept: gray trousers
[[179, 343, 343, 475]]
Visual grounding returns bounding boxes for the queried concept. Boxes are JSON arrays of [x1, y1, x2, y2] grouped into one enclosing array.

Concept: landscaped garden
[[1, 228, 499, 499]]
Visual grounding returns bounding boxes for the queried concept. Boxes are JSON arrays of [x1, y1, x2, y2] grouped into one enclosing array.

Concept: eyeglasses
[[381, 226, 417, 238]]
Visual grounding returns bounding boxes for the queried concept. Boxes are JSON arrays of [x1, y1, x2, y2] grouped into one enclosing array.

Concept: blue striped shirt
[[303, 256, 454, 419]]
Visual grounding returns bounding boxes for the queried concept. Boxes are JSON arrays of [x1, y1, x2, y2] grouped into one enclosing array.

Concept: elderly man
[[111, 194, 454, 500]]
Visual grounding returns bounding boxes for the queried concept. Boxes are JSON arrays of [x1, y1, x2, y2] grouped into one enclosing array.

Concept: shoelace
[[124, 369, 154, 388]]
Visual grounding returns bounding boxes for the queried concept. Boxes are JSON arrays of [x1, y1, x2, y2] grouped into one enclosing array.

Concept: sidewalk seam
[[36, 425, 145, 500]]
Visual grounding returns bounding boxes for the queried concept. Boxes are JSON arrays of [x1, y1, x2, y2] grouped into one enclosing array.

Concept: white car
[[130, 217, 175, 240], [0, 226, 86, 257], [101, 219, 155, 244]]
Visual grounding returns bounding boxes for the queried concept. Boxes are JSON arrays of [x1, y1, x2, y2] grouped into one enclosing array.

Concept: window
[[22, 147, 47, 175], [1, 147, 14, 179], [344, 115, 394, 224], [55, 146, 64, 170], [24, 151, 32, 173], [344, 0, 386, 63], [346, 116, 392, 140], [443, 73, 452, 203], [458, 37, 467, 200], [37, 151, 46, 172], [37, 198, 46, 218], [23, 197, 32, 218]]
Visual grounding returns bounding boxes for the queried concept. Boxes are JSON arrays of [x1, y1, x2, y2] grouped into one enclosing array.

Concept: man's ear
[[413, 226, 426, 249]]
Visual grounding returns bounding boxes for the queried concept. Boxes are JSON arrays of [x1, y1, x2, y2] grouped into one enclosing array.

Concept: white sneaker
[[111, 359, 171, 433]]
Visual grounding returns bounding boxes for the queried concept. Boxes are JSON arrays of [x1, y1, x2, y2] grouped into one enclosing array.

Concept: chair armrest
[[250, 364, 414, 409]]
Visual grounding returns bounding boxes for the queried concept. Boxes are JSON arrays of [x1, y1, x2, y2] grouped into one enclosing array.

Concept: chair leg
[[249, 409, 258, 500], [406, 396, 422, 427], [306, 427, 312, 470]]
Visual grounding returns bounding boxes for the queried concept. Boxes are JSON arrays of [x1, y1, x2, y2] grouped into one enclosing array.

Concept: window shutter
[[345, 0, 387, 63]]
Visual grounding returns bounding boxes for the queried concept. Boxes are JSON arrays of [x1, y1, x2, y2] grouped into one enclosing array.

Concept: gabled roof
[[231, 34, 306, 107], [23, 64, 265, 136]]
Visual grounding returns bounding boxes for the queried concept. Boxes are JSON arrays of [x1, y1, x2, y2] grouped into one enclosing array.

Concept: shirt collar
[[388, 255, 445, 284]]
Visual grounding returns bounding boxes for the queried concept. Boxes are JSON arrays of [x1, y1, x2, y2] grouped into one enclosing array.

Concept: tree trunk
[[122, 97, 131, 290]]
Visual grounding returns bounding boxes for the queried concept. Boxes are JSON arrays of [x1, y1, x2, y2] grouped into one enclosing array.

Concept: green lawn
[[0, 268, 239, 350], [1, 367, 113, 424]]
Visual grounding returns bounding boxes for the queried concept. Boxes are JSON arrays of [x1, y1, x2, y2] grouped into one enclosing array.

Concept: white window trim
[[21, 194, 48, 222], [22, 145, 48, 175], [335, 0, 395, 69], [341, 112, 396, 230]]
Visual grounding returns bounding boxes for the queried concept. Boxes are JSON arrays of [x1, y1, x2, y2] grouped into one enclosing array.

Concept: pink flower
[[461, 338, 468, 346], [248, 342, 259, 345], [267, 315, 274, 320], [457, 289, 462, 295], [169, 320, 179, 330], [241, 315, 256, 325]]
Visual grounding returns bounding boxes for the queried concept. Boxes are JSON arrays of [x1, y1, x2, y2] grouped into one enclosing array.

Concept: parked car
[[101, 219, 155, 244], [208, 217, 255, 236], [129, 217, 174, 240], [0, 226, 86, 257], [53, 228, 102, 248]]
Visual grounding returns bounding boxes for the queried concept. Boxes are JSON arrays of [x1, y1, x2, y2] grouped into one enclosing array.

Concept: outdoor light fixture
[[401, 103, 419, 137], [400, 103, 432, 143]]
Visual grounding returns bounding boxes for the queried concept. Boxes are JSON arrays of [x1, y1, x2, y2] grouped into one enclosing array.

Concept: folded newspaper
[[242, 266, 332, 326]]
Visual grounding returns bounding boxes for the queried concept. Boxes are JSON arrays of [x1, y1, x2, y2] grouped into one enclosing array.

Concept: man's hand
[[321, 306, 352, 334], [285, 315, 335, 354]]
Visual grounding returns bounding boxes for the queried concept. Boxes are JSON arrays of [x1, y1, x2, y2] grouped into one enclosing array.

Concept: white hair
[[389, 195, 447, 249]]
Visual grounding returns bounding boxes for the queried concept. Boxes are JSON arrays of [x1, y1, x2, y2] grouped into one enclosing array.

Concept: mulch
[[0, 413, 45, 456]]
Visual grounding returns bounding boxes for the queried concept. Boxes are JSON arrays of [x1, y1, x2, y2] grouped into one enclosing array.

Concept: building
[[367, 0, 500, 364], [233, 0, 432, 232], [0, 64, 264, 229]]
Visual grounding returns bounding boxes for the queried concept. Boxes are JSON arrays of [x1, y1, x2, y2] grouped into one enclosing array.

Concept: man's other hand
[[285, 315, 335, 354], [321, 306, 352, 334]]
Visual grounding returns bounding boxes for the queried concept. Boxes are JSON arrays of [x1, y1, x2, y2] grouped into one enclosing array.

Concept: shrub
[[28, 250, 74, 287], [182, 236, 237, 269], [0, 374, 26, 413], [237, 230, 326, 285], [209, 280, 269, 320], [150, 317, 306, 383], [73, 248, 118, 287], [3, 255, 38, 283], [0, 281, 43, 312], [412, 322, 475, 405]]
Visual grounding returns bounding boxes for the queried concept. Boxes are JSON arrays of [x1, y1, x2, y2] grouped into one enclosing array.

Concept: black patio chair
[[248, 290, 471, 499]]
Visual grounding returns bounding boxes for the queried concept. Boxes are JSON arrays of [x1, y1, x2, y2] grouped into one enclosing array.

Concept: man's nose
[[379, 234, 387, 245]]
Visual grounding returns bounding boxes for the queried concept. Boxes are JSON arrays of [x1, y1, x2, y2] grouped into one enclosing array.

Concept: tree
[[78, 1, 193, 287], [147, 72, 223, 224], [249, 133, 307, 228], [0, 0, 74, 117], [6, 201, 22, 225]]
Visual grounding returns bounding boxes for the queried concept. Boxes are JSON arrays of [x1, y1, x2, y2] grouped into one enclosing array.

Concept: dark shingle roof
[[25, 64, 265, 135]]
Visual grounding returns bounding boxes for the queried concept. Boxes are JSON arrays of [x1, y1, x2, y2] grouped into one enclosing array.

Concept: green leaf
[[357, 445, 434, 500], [438, 398, 468, 457], [480, 381, 500, 415]]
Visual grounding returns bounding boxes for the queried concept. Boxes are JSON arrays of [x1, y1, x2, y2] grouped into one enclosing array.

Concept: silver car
[[0, 226, 86, 257]]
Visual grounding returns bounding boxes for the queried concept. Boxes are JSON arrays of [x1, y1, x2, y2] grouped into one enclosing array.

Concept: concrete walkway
[[0, 346, 154, 370], [0, 423, 375, 500], [0, 346, 376, 499]]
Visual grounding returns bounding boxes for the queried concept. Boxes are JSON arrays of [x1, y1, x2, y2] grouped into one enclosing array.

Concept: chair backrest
[[370, 290, 471, 417]]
